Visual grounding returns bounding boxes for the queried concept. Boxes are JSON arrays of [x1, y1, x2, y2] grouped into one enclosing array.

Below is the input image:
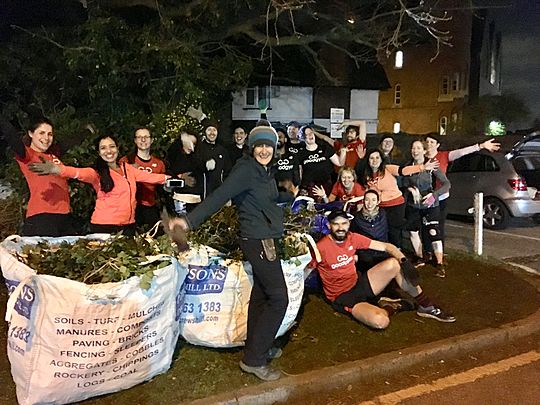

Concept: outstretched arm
[[448, 138, 501, 161]]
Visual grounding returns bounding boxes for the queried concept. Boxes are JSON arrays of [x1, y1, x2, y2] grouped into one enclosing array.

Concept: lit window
[[439, 116, 448, 135], [394, 84, 401, 105], [440, 76, 449, 95], [393, 122, 401, 133], [394, 51, 403, 69]]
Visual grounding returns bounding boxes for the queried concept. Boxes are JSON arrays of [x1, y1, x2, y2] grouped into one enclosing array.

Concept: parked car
[[446, 135, 540, 229]]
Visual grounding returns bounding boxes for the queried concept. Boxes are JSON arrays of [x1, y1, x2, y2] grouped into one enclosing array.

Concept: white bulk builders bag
[[0, 235, 185, 405], [177, 244, 312, 347]]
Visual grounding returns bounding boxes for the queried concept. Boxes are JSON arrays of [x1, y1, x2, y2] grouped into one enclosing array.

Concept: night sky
[[1, 0, 538, 129], [491, 0, 540, 128]]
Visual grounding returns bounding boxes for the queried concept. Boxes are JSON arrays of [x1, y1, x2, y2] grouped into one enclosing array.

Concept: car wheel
[[483, 198, 509, 229], [533, 214, 540, 224]]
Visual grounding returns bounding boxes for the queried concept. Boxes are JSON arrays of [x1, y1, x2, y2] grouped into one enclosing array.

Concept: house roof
[[248, 45, 390, 90]]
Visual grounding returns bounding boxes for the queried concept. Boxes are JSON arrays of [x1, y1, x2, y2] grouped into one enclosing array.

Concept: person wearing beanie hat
[[165, 118, 297, 382], [248, 125, 278, 151]]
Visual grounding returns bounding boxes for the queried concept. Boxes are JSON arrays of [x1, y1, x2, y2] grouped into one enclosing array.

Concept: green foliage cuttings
[[14, 206, 314, 287], [15, 234, 176, 289]]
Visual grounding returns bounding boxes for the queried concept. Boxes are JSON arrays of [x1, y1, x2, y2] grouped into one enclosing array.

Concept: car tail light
[[507, 177, 528, 191]]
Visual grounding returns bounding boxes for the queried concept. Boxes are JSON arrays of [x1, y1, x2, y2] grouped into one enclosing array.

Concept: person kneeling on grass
[[309, 209, 455, 328]]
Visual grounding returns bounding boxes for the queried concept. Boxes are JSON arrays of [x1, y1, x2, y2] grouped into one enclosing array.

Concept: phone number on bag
[[181, 301, 221, 314]]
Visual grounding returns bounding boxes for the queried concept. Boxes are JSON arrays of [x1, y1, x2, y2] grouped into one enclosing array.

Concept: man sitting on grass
[[310, 209, 455, 328]]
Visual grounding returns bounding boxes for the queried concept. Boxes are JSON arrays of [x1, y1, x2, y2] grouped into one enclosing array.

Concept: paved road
[[445, 217, 540, 273], [364, 352, 540, 405]]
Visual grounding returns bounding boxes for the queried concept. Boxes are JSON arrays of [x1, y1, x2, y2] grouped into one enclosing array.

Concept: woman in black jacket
[[169, 124, 295, 381]]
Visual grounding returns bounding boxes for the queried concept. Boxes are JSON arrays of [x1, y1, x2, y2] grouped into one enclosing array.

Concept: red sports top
[[311, 232, 372, 301], [334, 139, 366, 170], [119, 155, 166, 207], [16, 146, 71, 218], [59, 164, 167, 226], [331, 182, 365, 201]]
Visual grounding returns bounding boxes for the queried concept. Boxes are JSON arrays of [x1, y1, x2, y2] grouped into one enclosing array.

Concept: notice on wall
[[330, 108, 345, 139]]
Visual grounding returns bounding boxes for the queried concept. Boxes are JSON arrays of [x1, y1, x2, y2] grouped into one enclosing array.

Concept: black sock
[[414, 291, 433, 308]]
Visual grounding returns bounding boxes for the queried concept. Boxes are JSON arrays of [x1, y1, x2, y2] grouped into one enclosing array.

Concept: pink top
[[367, 164, 423, 207], [60, 163, 167, 225]]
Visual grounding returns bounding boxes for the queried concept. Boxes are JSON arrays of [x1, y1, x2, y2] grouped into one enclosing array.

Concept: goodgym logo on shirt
[[331, 254, 354, 269]]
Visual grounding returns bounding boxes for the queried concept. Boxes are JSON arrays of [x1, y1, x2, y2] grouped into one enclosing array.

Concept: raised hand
[[356, 142, 366, 159], [312, 184, 327, 199], [481, 138, 501, 152]]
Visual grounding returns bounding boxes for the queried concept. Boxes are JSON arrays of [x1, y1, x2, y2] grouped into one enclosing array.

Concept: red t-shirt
[[119, 155, 166, 206], [16, 146, 71, 218], [311, 232, 372, 301], [433, 151, 450, 174], [331, 182, 365, 201], [334, 139, 366, 170], [428, 151, 450, 192]]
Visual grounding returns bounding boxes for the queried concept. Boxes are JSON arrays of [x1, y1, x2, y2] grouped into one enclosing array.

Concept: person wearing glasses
[[118, 128, 166, 229]]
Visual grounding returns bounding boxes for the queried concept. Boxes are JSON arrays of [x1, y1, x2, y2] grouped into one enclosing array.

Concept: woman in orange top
[[1, 117, 75, 236], [358, 149, 438, 247], [30, 134, 170, 236]]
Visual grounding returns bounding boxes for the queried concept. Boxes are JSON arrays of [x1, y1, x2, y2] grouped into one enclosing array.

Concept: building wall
[[231, 86, 312, 124], [378, 4, 474, 135], [233, 86, 380, 133]]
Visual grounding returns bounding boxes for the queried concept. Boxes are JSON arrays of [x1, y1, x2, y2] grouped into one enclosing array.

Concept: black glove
[[400, 257, 420, 287]]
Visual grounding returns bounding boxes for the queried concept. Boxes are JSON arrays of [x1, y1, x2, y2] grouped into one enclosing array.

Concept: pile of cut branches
[[188, 205, 314, 260], [15, 234, 175, 288], [12, 205, 315, 287]]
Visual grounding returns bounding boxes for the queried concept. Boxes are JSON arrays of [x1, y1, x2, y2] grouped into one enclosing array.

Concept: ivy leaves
[[16, 234, 176, 289]]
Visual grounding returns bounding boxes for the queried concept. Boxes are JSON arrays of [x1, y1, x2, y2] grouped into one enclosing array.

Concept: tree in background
[[462, 93, 531, 135], [0, 0, 454, 232]]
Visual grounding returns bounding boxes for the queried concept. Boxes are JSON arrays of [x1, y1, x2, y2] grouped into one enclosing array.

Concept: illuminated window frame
[[394, 51, 403, 69]]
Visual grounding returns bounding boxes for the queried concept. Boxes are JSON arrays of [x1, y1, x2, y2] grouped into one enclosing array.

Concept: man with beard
[[197, 119, 232, 197], [310, 209, 455, 328], [315, 121, 367, 171]]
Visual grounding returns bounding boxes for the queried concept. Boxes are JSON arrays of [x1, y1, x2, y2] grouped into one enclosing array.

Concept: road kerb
[[187, 308, 540, 405]]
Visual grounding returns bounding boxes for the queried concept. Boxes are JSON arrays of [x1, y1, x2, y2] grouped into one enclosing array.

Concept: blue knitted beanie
[[248, 126, 278, 150]]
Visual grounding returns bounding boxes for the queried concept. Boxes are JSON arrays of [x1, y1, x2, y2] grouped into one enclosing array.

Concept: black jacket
[[187, 155, 294, 239]]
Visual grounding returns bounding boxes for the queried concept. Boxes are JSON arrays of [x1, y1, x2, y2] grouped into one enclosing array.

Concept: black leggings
[[384, 203, 406, 248], [89, 223, 137, 236], [239, 238, 288, 367], [22, 213, 77, 237]]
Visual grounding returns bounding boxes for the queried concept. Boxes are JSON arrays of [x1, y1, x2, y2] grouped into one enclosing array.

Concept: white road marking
[[447, 223, 540, 242], [505, 262, 540, 276], [360, 350, 540, 405]]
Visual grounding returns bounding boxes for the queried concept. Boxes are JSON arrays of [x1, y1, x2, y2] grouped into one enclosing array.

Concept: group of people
[[2, 114, 500, 382]]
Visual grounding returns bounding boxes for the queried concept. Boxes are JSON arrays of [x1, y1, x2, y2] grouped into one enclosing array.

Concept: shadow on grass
[[0, 255, 537, 404]]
